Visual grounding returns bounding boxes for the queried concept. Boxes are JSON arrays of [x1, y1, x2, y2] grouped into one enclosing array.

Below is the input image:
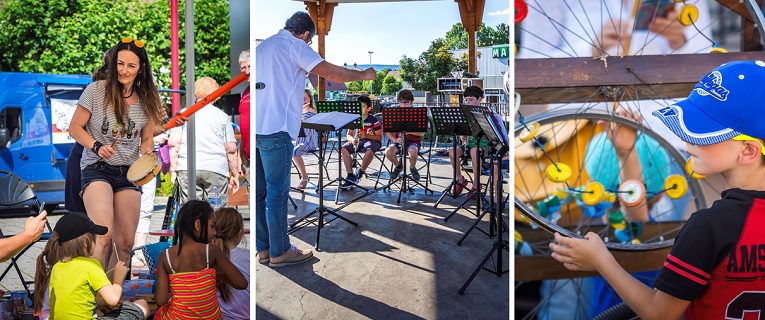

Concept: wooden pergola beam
[[516, 52, 765, 105], [455, 0, 485, 75], [305, 0, 338, 101]]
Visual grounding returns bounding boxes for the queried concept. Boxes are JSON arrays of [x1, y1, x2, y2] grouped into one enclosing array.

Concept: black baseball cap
[[54, 212, 108, 242]]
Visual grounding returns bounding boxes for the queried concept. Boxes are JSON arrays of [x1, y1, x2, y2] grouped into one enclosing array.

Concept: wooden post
[[456, 0, 485, 75], [305, 0, 337, 101]]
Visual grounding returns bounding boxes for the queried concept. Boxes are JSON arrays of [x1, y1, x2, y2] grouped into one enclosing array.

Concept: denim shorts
[[81, 161, 141, 196]]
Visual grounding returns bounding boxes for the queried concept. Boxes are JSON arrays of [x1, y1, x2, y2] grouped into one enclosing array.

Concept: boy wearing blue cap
[[550, 60, 765, 319]]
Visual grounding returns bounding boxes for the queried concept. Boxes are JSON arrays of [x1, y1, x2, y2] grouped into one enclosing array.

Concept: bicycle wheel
[[515, 108, 705, 250], [513, 108, 705, 319]]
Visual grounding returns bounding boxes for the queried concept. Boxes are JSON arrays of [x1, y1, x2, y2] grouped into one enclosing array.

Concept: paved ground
[[0, 144, 510, 319], [256, 147, 509, 320]]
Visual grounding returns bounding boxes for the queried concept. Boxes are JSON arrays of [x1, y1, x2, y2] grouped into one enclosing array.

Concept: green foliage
[[444, 22, 510, 50], [399, 38, 458, 94], [157, 173, 174, 197], [370, 68, 388, 94], [0, 0, 231, 109], [346, 68, 390, 95], [400, 22, 508, 94], [379, 75, 402, 95], [346, 80, 365, 93]]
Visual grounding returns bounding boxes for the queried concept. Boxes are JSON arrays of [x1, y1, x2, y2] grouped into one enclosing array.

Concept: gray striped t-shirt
[[77, 81, 155, 170]]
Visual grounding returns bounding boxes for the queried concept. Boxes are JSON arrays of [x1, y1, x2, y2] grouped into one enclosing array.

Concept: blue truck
[[0, 72, 93, 211]]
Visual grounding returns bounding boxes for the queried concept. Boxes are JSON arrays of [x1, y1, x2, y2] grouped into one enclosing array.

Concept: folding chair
[[0, 170, 52, 297], [372, 113, 395, 189], [415, 116, 437, 187]]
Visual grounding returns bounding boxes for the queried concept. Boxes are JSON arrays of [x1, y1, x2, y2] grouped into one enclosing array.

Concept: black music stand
[[459, 111, 509, 294], [431, 107, 473, 208], [457, 110, 510, 242], [316, 101, 367, 203], [444, 105, 490, 222], [288, 111, 359, 250], [381, 107, 433, 204]]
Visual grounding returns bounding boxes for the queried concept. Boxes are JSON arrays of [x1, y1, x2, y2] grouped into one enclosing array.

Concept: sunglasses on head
[[122, 37, 144, 48]]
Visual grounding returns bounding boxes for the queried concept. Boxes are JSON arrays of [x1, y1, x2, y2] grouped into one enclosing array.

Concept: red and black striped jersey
[[653, 188, 765, 319]]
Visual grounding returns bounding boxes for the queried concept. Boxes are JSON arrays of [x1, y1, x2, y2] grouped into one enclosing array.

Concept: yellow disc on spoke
[[582, 182, 605, 206], [664, 174, 688, 199], [554, 188, 570, 200], [710, 47, 728, 54], [685, 159, 706, 179], [603, 191, 617, 203], [546, 163, 572, 183], [519, 121, 540, 142], [677, 4, 699, 26]]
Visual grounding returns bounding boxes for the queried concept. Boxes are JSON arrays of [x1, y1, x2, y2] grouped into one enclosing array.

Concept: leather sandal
[[296, 177, 310, 190], [257, 251, 270, 264]]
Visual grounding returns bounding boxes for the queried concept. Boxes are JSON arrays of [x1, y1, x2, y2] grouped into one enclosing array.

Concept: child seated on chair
[[35, 211, 149, 319], [384, 89, 426, 182], [214, 207, 250, 320], [153, 200, 247, 319], [448, 85, 488, 196], [293, 89, 318, 190], [341, 95, 382, 190]]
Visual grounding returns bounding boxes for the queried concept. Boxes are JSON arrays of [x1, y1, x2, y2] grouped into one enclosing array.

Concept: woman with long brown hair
[[69, 37, 169, 274]]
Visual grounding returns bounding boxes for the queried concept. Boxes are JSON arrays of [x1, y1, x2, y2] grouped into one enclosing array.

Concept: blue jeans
[[255, 132, 293, 258]]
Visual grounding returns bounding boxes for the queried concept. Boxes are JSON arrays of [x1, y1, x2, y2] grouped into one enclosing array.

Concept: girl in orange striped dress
[[153, 200, 248, 319]]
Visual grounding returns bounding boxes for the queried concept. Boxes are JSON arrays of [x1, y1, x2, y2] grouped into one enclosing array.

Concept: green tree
[[444, 22, 510, 50], [399, 38, 458, 94], [346, 80, 366, 93], [370, 68, 389, 94], [346, 68, 389, 95], [379, 75, 402, 96], [0, 0, 231, 104]]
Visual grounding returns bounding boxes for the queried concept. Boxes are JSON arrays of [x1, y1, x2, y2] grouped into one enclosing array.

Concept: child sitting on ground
[[154, 200, 247, 319], [37, 211, 149, 319], [550, 60, 765, 319], [214, 207, 250, 320]]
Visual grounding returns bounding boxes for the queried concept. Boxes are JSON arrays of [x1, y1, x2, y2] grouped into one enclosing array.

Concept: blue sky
[[254, 0, 510, 65]]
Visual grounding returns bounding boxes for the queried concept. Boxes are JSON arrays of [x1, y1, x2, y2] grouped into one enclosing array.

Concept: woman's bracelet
[[91, 141, 103, 155]]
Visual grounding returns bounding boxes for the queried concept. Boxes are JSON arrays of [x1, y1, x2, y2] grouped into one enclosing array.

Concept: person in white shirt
[[169, 77, 240, 204], [255, 11, 375, 267]]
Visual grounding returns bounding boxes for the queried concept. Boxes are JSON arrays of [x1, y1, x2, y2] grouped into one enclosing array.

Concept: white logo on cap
[[694, 71, 729, 101]]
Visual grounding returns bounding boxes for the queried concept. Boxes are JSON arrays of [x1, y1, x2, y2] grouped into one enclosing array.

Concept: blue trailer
[[0, 72, 92, 211]]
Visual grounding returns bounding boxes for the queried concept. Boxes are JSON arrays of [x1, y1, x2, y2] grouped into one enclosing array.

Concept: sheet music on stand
[[302, 111, 359, 132], [316, 101, 364, 130], [471, 111, 508, 155], [460, 104, 490, 138]]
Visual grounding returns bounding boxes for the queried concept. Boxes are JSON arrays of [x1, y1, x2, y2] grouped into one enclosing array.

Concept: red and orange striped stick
[[165, 72, 248, 130]]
